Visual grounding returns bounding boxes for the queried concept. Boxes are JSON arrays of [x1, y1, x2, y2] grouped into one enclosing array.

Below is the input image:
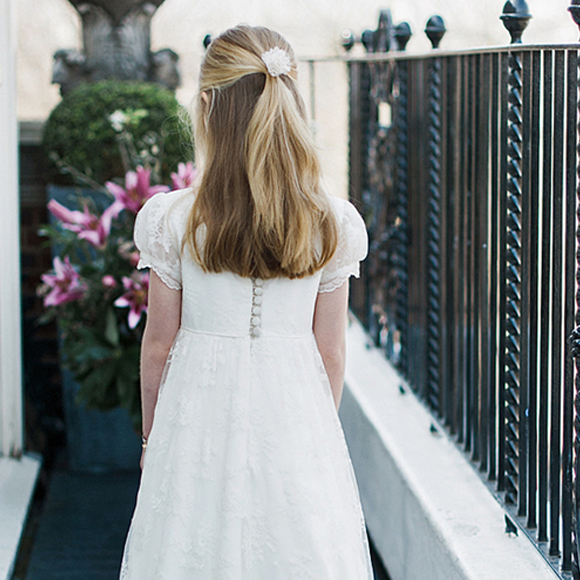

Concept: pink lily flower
[[106, 167, 169, 214], [127, 251, 140, 268], [171, 162, 197, 190], [114, 272, 149, 329], [48, 199, 122, 249], [102, 275, 117, 288], [41, 256, 87, 307]]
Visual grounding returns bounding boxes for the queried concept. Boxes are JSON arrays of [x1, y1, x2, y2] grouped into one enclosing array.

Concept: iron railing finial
[[361, 29, 375, 53], [425, 16, 446, 49], [568, 0, 580, 39], [341, 30, 355, 52], [394, 22, 412, 51], [500, 0, 532, 44]]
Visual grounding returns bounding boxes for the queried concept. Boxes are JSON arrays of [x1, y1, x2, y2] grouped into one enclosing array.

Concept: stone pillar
[[0, 0, 23, 457], [52, 0, 180, 95]]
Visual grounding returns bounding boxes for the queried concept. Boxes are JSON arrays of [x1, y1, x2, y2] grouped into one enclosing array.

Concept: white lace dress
[[119, 189, 373, 580]]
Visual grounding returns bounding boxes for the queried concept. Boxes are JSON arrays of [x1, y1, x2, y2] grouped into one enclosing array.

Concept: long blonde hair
[[184, 24, 338, 279]]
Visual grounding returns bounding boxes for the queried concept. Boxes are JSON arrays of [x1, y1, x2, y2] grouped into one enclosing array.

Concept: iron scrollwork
[[359, 10, 411, 372]]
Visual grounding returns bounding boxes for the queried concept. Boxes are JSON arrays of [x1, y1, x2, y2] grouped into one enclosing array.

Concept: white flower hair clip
[[261, 47, 292, 78]]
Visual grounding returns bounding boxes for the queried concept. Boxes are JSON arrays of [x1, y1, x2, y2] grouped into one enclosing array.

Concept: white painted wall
[[0, 5, 42, 577], [0, 0, 23, 457], [341, 319, 559, 580]]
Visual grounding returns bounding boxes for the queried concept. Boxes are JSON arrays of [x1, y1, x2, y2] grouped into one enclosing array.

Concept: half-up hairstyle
[[184, 24, 338, 279]]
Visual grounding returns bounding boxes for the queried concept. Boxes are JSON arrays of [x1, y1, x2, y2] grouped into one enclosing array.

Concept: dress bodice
[[179, 266, 322, 337], [134, 188, 368, 337]]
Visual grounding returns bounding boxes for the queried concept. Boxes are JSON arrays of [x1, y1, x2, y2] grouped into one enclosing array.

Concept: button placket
[[250, 278, 264, 338]]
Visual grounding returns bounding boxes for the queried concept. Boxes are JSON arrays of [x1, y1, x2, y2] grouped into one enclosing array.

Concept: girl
[[120, 24, 372, 579]]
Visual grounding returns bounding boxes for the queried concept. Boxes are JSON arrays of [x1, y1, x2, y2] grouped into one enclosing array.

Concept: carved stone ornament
[[52, 0, 180, 95]]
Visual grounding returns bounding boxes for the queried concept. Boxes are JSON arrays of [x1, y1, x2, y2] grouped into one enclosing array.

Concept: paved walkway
[[17, 468, 390, 579], [23, 469, 140, 580]]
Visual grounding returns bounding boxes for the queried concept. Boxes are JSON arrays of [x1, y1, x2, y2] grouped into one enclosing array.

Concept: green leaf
[[75, 361, 120, 410], [104, 307, 120, 347]]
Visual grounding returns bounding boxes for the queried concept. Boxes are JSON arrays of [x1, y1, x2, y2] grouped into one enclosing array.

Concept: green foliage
[[64, 316, 142, 427], [42, 80, 192, 185], [40, 206, 145, 430], [39, 185, 155, 432]]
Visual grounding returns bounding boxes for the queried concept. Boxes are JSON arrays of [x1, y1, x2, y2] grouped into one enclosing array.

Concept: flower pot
[[60, 367, 140, 472]]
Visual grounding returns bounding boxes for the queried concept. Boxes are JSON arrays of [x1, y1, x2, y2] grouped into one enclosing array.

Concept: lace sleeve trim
[[137, 254, 182, 291], [134, 193, 183, 290], [317, 262, 361, 294], [318, 197, 367, 293]]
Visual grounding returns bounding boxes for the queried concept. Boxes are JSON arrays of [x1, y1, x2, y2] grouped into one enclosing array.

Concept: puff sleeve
[[318, 197, 368, 293], [134, 193, 183, 290]]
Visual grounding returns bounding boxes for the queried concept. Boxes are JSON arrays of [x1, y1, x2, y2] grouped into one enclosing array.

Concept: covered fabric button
[[250, 278, 264, 338]]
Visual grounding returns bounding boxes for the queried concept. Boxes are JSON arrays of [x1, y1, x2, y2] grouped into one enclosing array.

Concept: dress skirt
[[119, 327, 373, 579]]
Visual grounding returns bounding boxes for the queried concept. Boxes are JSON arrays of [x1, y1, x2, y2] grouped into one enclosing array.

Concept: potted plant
[[38, 162, 196, 471], [39, 80, 194, 471]]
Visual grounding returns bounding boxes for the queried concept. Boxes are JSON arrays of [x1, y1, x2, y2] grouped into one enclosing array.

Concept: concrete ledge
[[0, 454, 41, 580], [341, 319, 558, 580]]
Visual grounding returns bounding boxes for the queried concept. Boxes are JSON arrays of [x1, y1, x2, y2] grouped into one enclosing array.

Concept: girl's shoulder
[[326, 195, 366, 235], [138, 187, 194, 231], [142, 187, 195, 217], [135, 188, 195, 248], [133, 189, 195, 291]]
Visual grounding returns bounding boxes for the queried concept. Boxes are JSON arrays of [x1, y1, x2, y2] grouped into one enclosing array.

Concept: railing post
[[500, 0, 531, 507], [424, 16, 446, 412], [567, 2, 580, 575], [394, 51, 410, 378]]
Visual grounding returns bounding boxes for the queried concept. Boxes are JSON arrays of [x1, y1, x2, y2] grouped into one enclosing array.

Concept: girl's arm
[[140, 271, 182, 465], [313, 282, 349, 410]]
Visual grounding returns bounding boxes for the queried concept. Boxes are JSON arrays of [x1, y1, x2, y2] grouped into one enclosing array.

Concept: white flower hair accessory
[[261, 47, 292, 78]]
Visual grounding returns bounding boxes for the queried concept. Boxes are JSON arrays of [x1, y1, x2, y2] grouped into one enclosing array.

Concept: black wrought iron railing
[[348, 2, 580, 577]]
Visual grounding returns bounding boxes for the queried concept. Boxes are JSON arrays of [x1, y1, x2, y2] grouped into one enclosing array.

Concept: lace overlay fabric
[[319, 196, 368, 293], [121, 191, 371, 579], [133, 189, 191, 290]]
